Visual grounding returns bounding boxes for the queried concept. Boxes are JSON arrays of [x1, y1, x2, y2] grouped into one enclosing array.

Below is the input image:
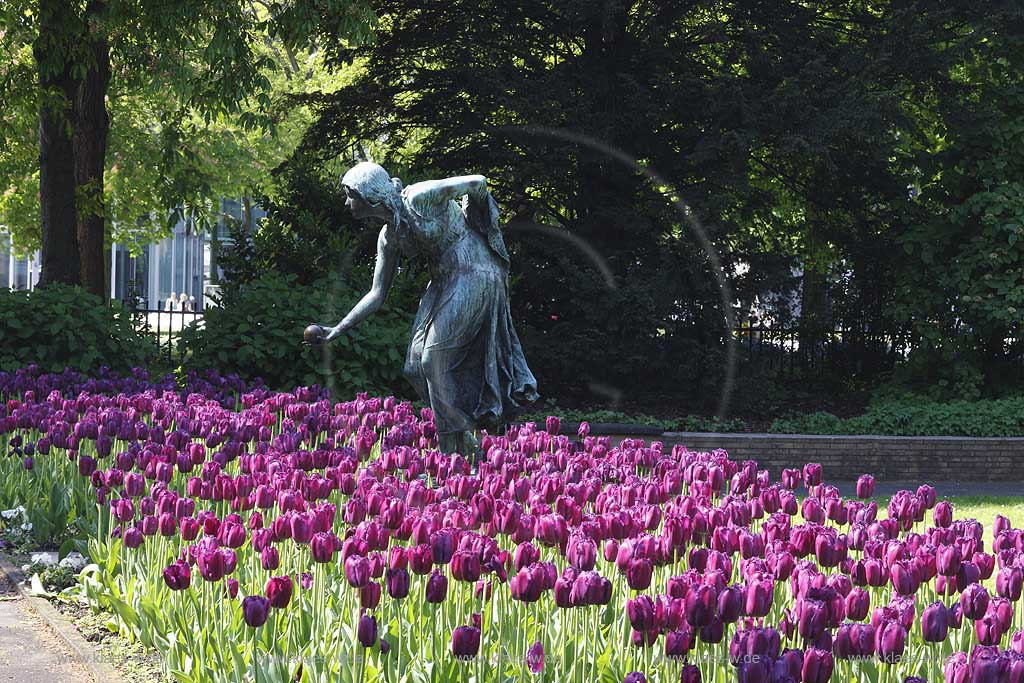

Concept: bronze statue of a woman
[[312, 162, 539, 456]]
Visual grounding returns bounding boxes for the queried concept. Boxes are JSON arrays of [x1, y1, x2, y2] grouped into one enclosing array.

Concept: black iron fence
[[128, 305, 204, 364], [731, 318, 913, 378]]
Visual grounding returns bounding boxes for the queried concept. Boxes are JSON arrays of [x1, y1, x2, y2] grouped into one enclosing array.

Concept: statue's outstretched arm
[[408, 174, 487, 208], [323, 226, 398, 342]]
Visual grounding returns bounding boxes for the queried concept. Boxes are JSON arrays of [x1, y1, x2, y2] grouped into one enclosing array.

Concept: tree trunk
[[35, 0, 81, 287], [74, 0, 111, 300]]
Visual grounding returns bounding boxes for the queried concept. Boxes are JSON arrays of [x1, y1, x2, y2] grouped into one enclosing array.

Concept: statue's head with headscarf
[[341, 162, 404, 229]]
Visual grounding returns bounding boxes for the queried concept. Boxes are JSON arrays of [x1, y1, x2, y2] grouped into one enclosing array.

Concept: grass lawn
[[946, 495, 1024, 539]]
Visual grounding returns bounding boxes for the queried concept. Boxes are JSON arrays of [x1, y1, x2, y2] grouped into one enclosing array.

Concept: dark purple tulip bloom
[[386, 568, 410, 600], [874, 620, 906, 663], [856, 475, 874, 499], [242, 596, 270, 628], [944, 652, 970, 683], [527, 641, 544, 674], [744, 580, 773, 618], [426, 569, 448, 604], [801, 648, 833, 683], [997, 567, 1023, 601], [626, 558, 653, 591], [686, 584, 716, 627], [922, 602, 949, 642], [123, 527, 144, 548], [665, 629, 691, 660], [680, 664, 702, 683], [266, 575, 293, 609], [718, 585, 743, 624], [627, 595, 656, 632], [360, 582, 381, 609], [937, 545, 962, 577], [975, 615, 1004, 646], [451, 625, 480, 659], [961, 584, 991, 620], [431, 530, 457, 564], [699, 615, 725, 644], [358, 612, 377, 648], [934, 502, 953, 528], [624, 673, 647, 683], [163, 560, 191, 591], [345, 555, 371, 588]]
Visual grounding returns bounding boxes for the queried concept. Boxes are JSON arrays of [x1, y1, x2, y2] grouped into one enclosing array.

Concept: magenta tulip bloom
[[242, 596, 270, 628], [856, 475, 874, 499], [311, 532, 336, 563], [266, 575, 293, 609]]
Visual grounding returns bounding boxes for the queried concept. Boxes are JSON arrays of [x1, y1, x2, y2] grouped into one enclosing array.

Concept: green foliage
[[179, 271, 415, 396], [517, 402, 746, 433], [0, 285, 153, 374], [890, 18, 1024, 393], [770, 396, 1024, 437]]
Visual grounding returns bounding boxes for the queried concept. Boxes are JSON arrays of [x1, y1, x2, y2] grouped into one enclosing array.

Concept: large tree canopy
[[0, 0, 373, 295], [275, 0, 1010, 406]]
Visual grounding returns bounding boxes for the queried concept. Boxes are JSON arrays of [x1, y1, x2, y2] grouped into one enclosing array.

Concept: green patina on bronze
[[314, 162, 538, 456]]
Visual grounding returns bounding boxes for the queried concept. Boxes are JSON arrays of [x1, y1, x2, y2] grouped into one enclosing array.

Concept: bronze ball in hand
[[303, 324, 325, 345]]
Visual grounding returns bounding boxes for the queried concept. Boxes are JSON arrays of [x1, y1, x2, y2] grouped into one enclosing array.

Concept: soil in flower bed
[[54, 600, 166, 683]]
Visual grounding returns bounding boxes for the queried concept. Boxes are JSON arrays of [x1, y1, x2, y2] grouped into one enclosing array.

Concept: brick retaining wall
[[604, 432, 1024, 482]]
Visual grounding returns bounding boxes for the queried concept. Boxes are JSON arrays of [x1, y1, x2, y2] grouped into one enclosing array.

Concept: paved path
[[0, 571, 91, 682]]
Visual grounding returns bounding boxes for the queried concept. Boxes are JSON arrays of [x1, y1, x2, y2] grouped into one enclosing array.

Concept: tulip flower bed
[[2, 366, 1024, 683]]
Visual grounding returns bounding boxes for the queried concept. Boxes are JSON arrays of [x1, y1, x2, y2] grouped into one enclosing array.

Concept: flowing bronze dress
[[394, 184, 538, 453]]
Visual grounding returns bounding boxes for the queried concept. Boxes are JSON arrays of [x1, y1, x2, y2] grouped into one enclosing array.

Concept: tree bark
[[74, 0, 111, 299], [35, 0, 81, 287]]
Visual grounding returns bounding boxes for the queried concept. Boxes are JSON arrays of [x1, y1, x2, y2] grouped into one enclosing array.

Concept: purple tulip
[[163, 560, 191, 591], [345, 555, 371, 588], [874, 620, 906, 663], [998, 567, 1023, 601], [266, 575, 293, 609], [627, 595, 656, 631], [426, 569, 448, 604], [451, 625, 480, 659], [386, 568, 410, 600], [801, 647, 833, 683], [922, 602, 949, 642], [526, 641, 544, 674], [624, 674, 647, 683], [311, 532, 335, 563], [358, 612, 377, 648], [856, 475, 874, 499], [961, 584, 990, 620], [242, 596, 270, 628], [360, 582, 381, 609]]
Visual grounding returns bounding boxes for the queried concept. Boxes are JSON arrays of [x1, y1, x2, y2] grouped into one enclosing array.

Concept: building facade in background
[[1, 199, 264, 310]]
